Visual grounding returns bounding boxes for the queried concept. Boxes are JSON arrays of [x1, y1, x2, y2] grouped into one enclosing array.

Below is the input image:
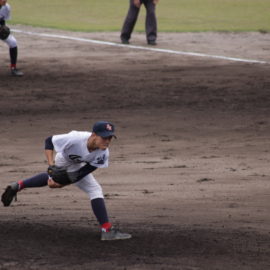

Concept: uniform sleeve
[[68, 164, 97, 183], [0, 4, 11, 21], [45, 136, 54, 150], [51, 132, 74, 153], [90, 149, 109, 168]]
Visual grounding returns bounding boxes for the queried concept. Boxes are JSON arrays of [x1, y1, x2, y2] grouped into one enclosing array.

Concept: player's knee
[[5, 35, 17, 48], [89, 184, 104, 200]]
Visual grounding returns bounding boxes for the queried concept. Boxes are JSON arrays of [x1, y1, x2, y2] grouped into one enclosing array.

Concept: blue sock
[[91, 198, 109, 225], [19, 173, 49, 189]]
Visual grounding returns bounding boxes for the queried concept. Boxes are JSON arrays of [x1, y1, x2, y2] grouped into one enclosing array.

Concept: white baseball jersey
[[0, 3, 11, 20], [52, 131, 109, 168]]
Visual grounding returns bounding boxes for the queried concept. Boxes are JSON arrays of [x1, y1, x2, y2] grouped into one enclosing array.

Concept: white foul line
[[12, 28, 268, 65]]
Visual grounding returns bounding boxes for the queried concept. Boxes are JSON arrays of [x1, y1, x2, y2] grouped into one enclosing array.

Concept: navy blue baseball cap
[[92, 121, 116, 138]]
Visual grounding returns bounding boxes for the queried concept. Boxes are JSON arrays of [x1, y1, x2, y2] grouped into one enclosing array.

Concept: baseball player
[[1, 121, 132, 241], [121, 0, 159, 45], [0, 0, 23, 76]]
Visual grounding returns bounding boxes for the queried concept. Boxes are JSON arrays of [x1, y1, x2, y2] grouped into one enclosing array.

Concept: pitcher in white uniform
[[1, 121, 131, 241]]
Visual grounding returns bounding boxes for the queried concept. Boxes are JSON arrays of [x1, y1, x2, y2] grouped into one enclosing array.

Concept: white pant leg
[[3, 35, 17, 48], [75, 174, 104, 200], [55, 153, 104, 200]]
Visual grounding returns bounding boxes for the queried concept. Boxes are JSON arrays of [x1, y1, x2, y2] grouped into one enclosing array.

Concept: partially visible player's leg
[[52, 154, 111, 231], [4, 35, 23, 76], [120, 0, 141, 44], [144, 0, 157, 45], [75, 174, 109, 224], [1, 173, 49, 206]]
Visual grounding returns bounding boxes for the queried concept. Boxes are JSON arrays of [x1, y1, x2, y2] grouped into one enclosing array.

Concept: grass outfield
[[9, 0, 270, 32]]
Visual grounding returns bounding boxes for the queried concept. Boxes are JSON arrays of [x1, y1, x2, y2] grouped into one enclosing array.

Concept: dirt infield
[[0, 26, 270, 270]]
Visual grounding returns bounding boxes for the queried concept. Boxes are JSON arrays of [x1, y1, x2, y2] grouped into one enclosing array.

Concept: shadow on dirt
[[0, 221, 269, 269]]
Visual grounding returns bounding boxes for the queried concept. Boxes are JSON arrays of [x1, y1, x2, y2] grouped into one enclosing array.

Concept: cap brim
[[97, 131, 117, 138]]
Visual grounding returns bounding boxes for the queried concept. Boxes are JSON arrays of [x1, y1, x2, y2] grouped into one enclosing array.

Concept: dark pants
[[121, 0, 157, 42]]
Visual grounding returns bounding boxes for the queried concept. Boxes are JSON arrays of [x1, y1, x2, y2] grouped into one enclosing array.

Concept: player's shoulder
[[64, 131, 90, 145], [53, 130, 90, 141], [69, 130, 91, 139]]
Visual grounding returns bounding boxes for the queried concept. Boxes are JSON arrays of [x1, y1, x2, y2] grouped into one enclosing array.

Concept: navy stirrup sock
[[18, 173, 49, 190], [9, 47, 18, 66], [91, 198, 110, 226]]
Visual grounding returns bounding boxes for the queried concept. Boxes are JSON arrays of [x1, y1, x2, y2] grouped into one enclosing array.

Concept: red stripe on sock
[[101, 222, 112, 232], [18, 180, 24, 190]]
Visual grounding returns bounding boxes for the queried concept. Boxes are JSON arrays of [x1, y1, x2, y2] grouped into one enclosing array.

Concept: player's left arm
[[44, 135, 62, 188], [45, 136, 55, 166]]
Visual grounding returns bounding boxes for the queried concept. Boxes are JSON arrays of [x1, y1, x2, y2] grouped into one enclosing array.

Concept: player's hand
[[153, 0, 159, 4], [133, 0, 141, 8], [47, 178, 64, 188]]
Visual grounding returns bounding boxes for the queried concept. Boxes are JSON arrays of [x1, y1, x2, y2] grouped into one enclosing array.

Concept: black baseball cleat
[[1, 182, 19, 207], [147, 40, 157, 46], [11, 68, 24, 77], [121, 38, 129, 45], [101, 227, 132, 241]]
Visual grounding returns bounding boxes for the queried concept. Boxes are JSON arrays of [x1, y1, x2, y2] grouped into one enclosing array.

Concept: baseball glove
[[47, 163, 97, 186], [0, 25, 10, 40], [47, 165, 72, 185]]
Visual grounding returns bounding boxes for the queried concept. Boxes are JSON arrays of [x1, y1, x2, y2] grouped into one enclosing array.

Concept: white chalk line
[[12, 29, 268, 65]]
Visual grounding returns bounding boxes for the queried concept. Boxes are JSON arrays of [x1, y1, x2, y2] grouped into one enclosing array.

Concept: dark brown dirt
[[0, 27, 269, 270]]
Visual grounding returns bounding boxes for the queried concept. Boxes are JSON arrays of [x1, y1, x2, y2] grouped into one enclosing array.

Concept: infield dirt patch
[[0, 27, 270, 270]]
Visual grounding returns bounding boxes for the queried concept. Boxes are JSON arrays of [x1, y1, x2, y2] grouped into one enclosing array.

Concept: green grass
[[8, 0, 270, 32]]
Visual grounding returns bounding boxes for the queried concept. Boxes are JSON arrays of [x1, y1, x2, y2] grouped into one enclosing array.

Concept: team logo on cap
[[106, 124, 112, 131]]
